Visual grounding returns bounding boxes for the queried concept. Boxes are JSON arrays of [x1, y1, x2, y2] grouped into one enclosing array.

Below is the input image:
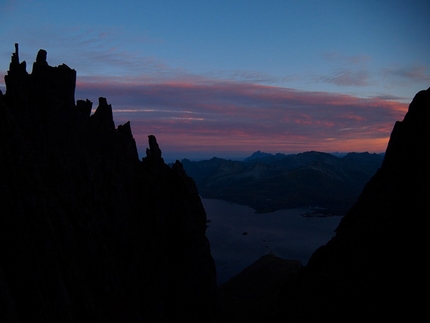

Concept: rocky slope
[[273, 87, 430, 322], [218, 254, 302, 323], [215, 87, 429, 323], [0, 44, 220, 322]]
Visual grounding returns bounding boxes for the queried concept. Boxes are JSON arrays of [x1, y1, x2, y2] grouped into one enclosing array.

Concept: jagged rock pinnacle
[[36, 49, 48, 65], [12, 43, 19, 63], [146, 134, 162, 159], [0, 45, 220, 322]]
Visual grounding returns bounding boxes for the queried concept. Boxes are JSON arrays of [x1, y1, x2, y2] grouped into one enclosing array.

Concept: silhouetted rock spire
[[146, 134, 162, 159], [10, 43, 20, 66], [90, 97, 115, 132], [19, 46, 77, 111], [8, 43, 26, 74], [0, 44, 220, 323], [4, 43, 28, 104], [35, 49, 48, 65]]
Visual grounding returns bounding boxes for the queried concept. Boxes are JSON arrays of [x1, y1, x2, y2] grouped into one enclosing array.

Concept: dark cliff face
[[0, 45, 220, 322], [275, 88, 430, 322]]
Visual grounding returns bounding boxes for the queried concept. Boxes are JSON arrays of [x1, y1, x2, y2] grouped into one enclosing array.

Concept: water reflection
[[202, 198, 342, 284]]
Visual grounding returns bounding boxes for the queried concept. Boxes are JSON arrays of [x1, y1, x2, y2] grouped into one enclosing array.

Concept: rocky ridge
[[0, 44, 220, 322]]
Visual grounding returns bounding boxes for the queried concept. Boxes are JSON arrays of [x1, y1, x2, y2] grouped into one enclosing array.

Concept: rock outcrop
[[0, 44, 220, 322], [275, 87, 430, 322]]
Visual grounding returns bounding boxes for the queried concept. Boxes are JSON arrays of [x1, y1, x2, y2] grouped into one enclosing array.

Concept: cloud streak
[[317, 52, 372, 87], [75, 76, 408, 160], [382, 65, 430, 84], [319, 69, 370, 87], [322, 52, 371, 66], [0, 40, 412, 160]]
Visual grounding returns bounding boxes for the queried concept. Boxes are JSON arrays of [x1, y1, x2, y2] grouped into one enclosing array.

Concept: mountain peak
[[244, 150, 272, 161]]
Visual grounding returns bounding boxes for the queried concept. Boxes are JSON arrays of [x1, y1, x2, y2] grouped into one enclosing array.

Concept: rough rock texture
[[0, 44, 220, 322], [275, 88, 430, 322]]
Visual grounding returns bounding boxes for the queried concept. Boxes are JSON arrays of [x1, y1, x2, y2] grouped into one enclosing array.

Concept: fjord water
[[202, 198, 342, 284]]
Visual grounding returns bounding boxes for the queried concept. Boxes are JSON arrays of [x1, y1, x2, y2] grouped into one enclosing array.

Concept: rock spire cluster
[[0, 44, 220, 322]]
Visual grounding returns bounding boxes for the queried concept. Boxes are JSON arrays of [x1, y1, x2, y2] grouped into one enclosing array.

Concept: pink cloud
[[74, 76, 409, 160]]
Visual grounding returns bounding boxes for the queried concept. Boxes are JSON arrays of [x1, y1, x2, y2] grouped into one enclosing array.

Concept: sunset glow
[[1, 1, 428, 160], [74, 78, 409, 160]]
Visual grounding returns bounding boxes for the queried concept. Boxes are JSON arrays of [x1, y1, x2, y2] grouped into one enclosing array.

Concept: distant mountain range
[[217, 87, 430, 322], [182, 151, 384, 215]]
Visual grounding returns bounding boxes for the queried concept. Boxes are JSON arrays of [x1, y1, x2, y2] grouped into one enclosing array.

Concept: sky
[[1, 0, 429, 161]]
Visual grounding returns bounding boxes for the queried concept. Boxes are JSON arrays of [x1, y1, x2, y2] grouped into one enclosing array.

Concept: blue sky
[[1, 0, 429, 160]]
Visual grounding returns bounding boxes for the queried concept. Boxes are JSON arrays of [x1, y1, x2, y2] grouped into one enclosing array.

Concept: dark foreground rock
[[219, 254, 302, 323], [273, 87, 430, 322], [0, 45, 220, 322], [215, 87, 429, 322]]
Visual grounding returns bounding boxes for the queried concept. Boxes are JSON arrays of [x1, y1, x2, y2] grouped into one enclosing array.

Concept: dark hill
[[219, 254, 302, 323], [0, 44, 220, 322], [215, 88, 429, 322], [274, 87, 430, 321], [182, 151, 384, 214]]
